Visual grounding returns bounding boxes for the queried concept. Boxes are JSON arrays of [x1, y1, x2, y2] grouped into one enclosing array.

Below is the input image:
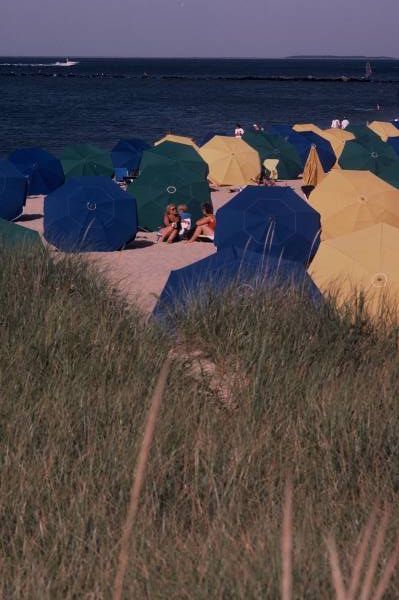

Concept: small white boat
[[54, 58, 79, 67]]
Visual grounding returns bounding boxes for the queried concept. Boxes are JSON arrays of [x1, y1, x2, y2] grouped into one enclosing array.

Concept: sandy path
[[16, 182, 304, 314]]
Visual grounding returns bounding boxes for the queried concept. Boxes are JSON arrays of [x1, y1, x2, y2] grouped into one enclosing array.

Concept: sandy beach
[[16, 180, 304, 314]]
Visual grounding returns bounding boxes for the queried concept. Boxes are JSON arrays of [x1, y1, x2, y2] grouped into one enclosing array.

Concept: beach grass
[[1, 248, 399, 598]]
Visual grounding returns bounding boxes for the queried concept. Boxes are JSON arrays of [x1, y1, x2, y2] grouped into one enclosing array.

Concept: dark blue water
[[1, 57, 399, 156]]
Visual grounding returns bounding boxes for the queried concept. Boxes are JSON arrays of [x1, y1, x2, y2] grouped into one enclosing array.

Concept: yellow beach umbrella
[[155, 134, 200, 151], [199, 135, 261, 186], [293, 123, 323, 135], [308, 170, 399, 240], [303, 145, 325, 187], [319, 128, 355, 160], [308, 223, 399, 317], [367, 121, 399, 142]]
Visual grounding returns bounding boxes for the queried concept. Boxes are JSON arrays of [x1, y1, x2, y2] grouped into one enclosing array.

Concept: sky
[[1, 0, 398, 58]]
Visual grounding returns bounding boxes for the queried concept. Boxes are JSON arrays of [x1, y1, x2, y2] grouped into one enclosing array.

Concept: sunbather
[[160, 204, 181, 243], [186, 203, 216, 243]]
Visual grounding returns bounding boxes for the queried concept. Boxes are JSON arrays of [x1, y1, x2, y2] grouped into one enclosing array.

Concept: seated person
[[177, 204, 192, 239], [186, 203, 216, 243], [159, 204, 181, 243]]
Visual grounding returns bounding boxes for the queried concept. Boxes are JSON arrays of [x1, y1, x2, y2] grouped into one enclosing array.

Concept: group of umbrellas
[[2, 120, 399, 317]]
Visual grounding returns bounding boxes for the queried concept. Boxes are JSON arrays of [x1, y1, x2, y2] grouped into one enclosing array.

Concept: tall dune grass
[[1, 248, 398, 598]]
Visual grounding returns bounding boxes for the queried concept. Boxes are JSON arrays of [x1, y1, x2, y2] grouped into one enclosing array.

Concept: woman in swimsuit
[[160, 204, 181, 243], [186, 203, 216, 243]]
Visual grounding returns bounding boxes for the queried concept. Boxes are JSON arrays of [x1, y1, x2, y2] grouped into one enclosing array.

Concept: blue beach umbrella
[[111, 138, 150, 172], [0, 159, 27, 220], [296, 131, 336, 172], [153, 245, 320, 319], [391, 120, 399, 130], [9, 147, 65, 195], [215, 186, 321, 264], [44, 176, 138, 252], [270, 124, 313, 167], [387, 137, 399, 158]]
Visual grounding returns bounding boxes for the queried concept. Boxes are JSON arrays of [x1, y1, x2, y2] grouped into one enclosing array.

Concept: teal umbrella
[[140, 141, 208, 178], [0, 218, 42, 250], [129, 147, 210, 231], [61, 144, 114, 178], [242, 132, 303, 179], [338, 137, 399, 176]]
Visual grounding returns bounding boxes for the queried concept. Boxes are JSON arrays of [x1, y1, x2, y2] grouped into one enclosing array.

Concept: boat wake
[[0, 61, 79, 67]]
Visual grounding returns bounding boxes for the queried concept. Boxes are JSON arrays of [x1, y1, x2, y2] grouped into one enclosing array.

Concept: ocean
[[1, 57, 399, 156]]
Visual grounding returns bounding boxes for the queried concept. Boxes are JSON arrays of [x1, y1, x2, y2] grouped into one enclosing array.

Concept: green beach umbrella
[[345, 125, 380, 142], [61, 144, 114, 178], [128, 149, 210, 231], [242, 131, 303, 179], [338, 137, 399, 177], [0, 218, 42, 250], [377, 162, 399, 189], [139, 141, 208, 178]]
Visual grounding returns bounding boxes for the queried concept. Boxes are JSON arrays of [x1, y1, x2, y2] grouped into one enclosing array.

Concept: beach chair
[[114, 167, 129, 185]]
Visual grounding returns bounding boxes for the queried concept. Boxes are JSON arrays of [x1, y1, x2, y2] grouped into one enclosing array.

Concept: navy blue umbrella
[[387, 137, 399, 158], [296, 131, 336, 172], [154, 245, 320, 319], [270, 124, 313, 167], [9, 147, 64, 195], [0, 159, 27, 220], [215, 186, 320, 264], [391, 120, 399, 130], [111, 138, 150, 172], [44, 176, 138, 252]]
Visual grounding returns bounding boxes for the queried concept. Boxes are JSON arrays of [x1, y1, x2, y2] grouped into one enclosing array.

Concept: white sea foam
[[0, 61, 79, 67]]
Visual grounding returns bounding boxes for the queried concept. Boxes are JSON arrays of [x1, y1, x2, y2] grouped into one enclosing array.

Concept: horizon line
[[0, 54, 398, 60]]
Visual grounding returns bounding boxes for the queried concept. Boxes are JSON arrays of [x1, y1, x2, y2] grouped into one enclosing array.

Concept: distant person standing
[[235, 123, 244, 138], [341, 118, 350, 129], [331, 118, 341, 129], [252, 123, 264, 132]]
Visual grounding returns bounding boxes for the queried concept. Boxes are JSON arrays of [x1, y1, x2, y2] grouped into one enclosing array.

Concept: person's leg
[[186, 225, 203, 243], [167, 228, 178, 243], [161, 225, 173, 242]]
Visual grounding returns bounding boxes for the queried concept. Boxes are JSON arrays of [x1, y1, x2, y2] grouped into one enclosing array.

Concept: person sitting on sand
[[177, 204, 192, 239], [160, 204, 181, 243], [186, 203, 216, 243]]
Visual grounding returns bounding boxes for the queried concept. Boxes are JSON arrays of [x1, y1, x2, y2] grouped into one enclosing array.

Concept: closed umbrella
[[297, 131, 336, 172], [0, 218, 42, 249], [199, 136, 261, 186], [215, 186, 321, 264], [367, 121, 399, 142], [154, 245, 319, 319], [61, 144, 114, 178], [303, 145, 325, 187], [44, 176, 137, 252], [0, 159, 27, 220], [243, 132, 303, 179], [338, 137, 398, 176], [111, 138, 150, 172], [308, 223, 399, 318], [9, 147, 65, 195], [308, 170, 399, 240], [128, 147, 210, 231], [154, 134, 200, 151]]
